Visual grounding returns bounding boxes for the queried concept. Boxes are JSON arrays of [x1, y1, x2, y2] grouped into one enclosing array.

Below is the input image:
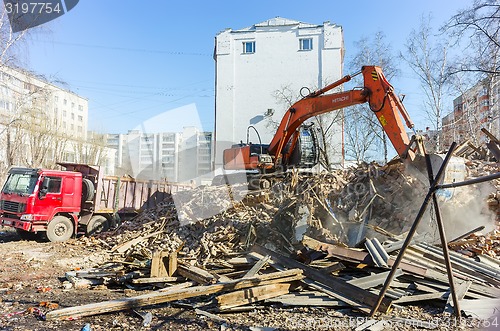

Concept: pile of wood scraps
[[48, 227, 500, 322]]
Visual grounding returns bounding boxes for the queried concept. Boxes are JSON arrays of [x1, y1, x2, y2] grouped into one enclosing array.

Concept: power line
[[33, 40, 212, 57]]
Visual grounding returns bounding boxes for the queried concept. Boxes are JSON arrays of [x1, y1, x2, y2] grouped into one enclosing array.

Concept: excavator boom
[[268, 66, 416, 166]]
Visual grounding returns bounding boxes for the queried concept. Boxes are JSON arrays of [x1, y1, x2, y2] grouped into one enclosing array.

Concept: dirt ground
[[0, 227, 495, 331]]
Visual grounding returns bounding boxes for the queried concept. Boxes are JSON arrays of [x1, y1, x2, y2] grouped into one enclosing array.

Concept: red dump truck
[[0, 162, 191, 242]]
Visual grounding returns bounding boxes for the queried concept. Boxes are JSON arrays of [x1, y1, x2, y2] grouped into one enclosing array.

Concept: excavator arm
[[221, 66, 420, 177], [268, 66, 416, 166]]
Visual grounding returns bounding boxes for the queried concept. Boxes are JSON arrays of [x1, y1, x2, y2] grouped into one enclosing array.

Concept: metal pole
[[369, 142, 457, 316], [425, 153, 461, 318], [437, 171, 500, 190]]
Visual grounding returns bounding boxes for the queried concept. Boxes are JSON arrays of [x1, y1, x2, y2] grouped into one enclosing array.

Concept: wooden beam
[[168, 252, 177, 277], [217, 283, 291, 310], [131, 277, 179, 284], [177, 264, 217, 285], [250, 245, 393, 313], [243, 255, 270, 278], [45, 269, 304, 320], [150, 250, 168, 278]]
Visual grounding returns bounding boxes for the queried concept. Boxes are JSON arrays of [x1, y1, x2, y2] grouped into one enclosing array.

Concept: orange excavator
[[216, 66, 430, 188]]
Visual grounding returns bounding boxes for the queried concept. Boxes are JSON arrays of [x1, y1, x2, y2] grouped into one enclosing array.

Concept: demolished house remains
[[0, 132, 492, 330]]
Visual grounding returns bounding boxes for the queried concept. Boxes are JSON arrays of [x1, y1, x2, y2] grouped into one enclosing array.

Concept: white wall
[[214, 18, 344, 168]]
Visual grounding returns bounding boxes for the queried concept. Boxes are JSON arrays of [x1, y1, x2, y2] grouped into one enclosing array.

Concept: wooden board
[[45, 269, 304, 320], [217, 283, 291, 309]]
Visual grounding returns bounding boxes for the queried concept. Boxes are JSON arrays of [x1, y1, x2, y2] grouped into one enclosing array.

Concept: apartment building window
[[299, 38, 313, 51], [78, 115, 83, 121], [243, 41, 255, 54], [71, 113, 75, 120], [63, 110, 67, 117], [63, 99, 67, 105], [78, 105, 83, 111], [55, 96, 59, 102]]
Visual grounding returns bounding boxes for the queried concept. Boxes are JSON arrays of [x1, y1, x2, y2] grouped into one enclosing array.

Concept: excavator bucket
[[405, 153, 467, 195]]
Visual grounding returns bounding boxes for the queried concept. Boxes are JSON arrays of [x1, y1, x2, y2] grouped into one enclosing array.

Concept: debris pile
[[41, 156, 500, 324]]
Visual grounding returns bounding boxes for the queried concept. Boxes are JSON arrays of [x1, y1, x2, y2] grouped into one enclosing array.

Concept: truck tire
[[46, 215, 74, 242], [86, 215, 109, 236], [82, 178, 95, 202]]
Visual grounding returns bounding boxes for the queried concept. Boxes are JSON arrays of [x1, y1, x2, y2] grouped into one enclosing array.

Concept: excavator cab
[[285, 124, 319, 169]]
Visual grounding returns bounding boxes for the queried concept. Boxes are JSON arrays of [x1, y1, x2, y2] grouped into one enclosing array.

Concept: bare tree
[[443, 0, 499, 141], [402, 15, 451, 150], [72, 132, 108, 165], [344, 104, 378, 162], [443, 0, 499, 77], [346, 31, 400, 163]]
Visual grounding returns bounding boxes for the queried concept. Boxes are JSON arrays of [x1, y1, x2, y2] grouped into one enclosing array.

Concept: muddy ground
[[0, 227, 495, 331]]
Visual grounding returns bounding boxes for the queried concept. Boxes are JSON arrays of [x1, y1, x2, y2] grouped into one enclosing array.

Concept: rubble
[[1, 136, 499, 329], [34, 153, 498, 326]]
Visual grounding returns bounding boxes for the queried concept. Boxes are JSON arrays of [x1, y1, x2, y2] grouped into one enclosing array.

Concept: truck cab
[[0, 167, 83, 241]]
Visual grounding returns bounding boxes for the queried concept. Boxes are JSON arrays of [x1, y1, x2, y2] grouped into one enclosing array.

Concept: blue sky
[[22, 0, 472, 134]]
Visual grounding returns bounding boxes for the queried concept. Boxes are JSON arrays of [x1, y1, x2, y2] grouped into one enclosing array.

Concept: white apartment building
[[107, 127, 212, 184], [214, 17, 345, 168], [0, 65, 114, 172], [442, 75, 500, 149], [0, 65, 89, 140]]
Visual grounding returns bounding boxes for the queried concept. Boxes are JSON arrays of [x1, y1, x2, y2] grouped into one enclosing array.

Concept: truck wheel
[[82, 178, 95, 202], [86, 215, 109, 236], [46, 216, 74, 242]]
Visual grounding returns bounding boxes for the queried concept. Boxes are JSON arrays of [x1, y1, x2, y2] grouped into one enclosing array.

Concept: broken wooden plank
[[177, 264, 217, 285], [168, 252, 178, 276], [321, 262, 345, 274], [303, 236, 427, 276], [112, 231, 163, 254], [131, 276, 179, 284], [194, 308, 227, 322], [65, 271, 102, 289], [394, 291, 447, 304], [486, 141, 500, 161], [243, 255, 270, 278], [217, 283, 291, 310], [45, 269, 304, 320], [481, 127, 500, 145], [250, 244, 393, 313], [150, 250, 176, 278], [248, 251, 370, 313]]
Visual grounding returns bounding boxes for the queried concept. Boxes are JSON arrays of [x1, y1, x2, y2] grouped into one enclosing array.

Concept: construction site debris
[[2, 137, 499, 329]]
